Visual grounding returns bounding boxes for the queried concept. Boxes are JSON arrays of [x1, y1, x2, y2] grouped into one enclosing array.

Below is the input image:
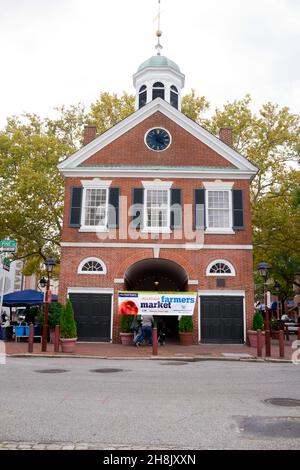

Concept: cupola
[[132, 3, 185, 111]]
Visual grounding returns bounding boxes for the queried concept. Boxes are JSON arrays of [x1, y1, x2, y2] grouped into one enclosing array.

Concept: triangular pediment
[[58, 98, 258, 176]]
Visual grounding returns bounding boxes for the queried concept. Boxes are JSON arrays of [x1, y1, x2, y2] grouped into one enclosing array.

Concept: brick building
[[58, 48, 258, 344]]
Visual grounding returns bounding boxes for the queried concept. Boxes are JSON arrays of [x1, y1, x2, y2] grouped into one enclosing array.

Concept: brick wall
[[58, 245, 254, 342], [82, 112, 235, 168]]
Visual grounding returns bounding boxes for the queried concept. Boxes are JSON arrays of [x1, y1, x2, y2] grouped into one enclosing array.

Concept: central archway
[[124, 258, 188, 292], [124, 258, 189, 343]]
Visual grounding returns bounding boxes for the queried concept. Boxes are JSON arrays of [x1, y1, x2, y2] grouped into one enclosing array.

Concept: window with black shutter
[[108, 188, 120, 229], [132, 188, 144, 229], [69, 187, 82, 227], [194, 189, 205, 229], [233, 189, 244, 230], [170, 188, 182, 229]]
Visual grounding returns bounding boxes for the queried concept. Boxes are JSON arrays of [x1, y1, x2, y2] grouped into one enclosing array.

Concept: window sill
[[141, 228, 172, 234], [79, 227, 109, 233], [205, 229, 235, 235]]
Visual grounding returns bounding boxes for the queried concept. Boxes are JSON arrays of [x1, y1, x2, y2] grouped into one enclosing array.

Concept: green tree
[[60, 299, 77, 339], [87, 92, 135, 135]]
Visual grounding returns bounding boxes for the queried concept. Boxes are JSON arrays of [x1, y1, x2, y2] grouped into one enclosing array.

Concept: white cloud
[[0, 0, 299, 127]]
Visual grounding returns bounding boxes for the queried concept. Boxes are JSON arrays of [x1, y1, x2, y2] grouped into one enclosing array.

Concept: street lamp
[[258, 261, 271, 356], [41, 257, 55, 352], [258, 262, 270, 329]]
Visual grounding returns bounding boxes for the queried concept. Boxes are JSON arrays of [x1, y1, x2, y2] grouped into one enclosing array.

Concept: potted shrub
[[178, 316, 194, 346], [60, 299, 77, 353], [119, 314, 134, 345], [247, 310, 265, 347], [270, 319, 281, 339]]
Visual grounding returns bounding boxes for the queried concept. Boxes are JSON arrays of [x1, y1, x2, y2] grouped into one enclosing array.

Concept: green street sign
[[0, 239, 17, 252], [3, 257, 11, 272]]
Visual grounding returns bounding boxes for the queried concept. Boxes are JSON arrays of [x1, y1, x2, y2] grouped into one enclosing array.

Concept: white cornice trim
[[67, 287, 114, 294], [58, 98, 258, 174], [199, 290, 245, 296], [81, 178, 112, 188], [61, 242, 253, 250], [142, 180, 173, 189], [203, 181, 234, 189], [60, 167, 254, 180]]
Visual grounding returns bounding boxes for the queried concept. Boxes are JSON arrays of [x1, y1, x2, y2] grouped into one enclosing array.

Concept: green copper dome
[[137, 55, 181, 73]]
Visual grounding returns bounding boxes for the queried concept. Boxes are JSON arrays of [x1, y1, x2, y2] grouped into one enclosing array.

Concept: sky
[[0, 0, 299, 127]]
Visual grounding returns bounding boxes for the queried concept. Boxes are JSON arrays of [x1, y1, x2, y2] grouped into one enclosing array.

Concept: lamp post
[[40, 257, 55, 352], [258, 262, 271, 356]]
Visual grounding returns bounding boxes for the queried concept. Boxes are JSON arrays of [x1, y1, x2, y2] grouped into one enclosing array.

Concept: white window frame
[[141, 180, 173, 233], [79, 179, 112, 232], [78, 257, 107, 275], [203, 181, 234, 234], [206, 259, 236, 277]]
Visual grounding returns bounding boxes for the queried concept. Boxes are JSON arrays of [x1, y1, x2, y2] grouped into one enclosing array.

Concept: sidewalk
[[3, 339, 297, 362]]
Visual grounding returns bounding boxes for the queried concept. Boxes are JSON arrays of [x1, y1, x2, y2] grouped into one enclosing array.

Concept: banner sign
[[118, 291, 197, 316]]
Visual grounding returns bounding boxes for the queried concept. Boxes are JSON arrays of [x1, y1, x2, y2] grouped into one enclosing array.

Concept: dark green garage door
[[201, 296, 244, 344], [69, 293, 112, 342]]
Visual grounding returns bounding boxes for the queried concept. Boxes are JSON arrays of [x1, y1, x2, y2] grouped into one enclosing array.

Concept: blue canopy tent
[[0, 290, 58, 340], [2, 289, 58, 307]]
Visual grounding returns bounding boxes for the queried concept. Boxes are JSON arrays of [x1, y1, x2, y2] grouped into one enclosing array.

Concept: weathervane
[[155, 0, 163, 55]]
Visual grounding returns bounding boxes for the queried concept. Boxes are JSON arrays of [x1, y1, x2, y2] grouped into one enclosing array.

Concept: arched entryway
[[124, 258, 189, 343]]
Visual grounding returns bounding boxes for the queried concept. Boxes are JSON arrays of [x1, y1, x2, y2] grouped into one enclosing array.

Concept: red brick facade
[[58, 107, 256, 344]]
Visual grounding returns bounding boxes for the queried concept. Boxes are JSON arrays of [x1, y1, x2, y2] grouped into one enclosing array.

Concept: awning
[[1, 289, 58, 307]]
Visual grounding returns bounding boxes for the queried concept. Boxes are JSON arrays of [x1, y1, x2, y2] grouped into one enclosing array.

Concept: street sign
[[3, 258, 11, 272], [0, 240, 17, 253]]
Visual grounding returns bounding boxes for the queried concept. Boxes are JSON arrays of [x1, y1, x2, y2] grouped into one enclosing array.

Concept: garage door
[[200, 296, 244, 344], [69, 293, 112, 342]]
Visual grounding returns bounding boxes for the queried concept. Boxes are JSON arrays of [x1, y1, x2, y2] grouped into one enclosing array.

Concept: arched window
[[152, 82, 165, 100], [170, 85, 178, 109], [78, 257, 107, 275], [139, 85, 147, 109], [206, 260, 236, 277]]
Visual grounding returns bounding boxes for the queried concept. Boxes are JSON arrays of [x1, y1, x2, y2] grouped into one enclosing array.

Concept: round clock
[[145, 128, 171, 151]]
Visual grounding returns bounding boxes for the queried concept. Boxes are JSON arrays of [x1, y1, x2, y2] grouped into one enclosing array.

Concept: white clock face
[[145, 128, 171, 151]]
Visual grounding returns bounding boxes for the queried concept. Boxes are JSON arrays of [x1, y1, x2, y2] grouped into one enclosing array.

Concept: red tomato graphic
[[119, 300, 138, 315]]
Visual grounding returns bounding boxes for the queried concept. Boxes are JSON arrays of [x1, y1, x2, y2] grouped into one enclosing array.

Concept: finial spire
[[155, 0, 163, 55]]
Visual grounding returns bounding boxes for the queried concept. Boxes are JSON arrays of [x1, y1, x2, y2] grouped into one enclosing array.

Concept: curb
[[5, 353, 293, 363]]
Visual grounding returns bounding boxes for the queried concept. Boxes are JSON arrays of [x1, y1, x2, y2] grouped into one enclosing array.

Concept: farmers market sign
[[118, 291, 196, 316]]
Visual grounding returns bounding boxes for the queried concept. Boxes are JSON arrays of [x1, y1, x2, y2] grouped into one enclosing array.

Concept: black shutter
[[132, 188, 144, 229], [108, 188, 120, 229], [170, 189, 182, 229], [233, 189, 244, 230], [69, 187, 82, 227], [194, 189, 205, 229]]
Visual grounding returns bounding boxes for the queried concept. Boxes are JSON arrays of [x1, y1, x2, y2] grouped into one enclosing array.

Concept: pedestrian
[[1, 316, 10, 341], [134, 315, 154, 347]]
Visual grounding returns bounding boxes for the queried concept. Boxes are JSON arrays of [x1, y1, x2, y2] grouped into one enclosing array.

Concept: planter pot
[[271, 330, 280, 340], [60, 338, 77, 353], [247, 330, 265, 348], [120, 332, 134, 345], [179, 332, 193, 346]]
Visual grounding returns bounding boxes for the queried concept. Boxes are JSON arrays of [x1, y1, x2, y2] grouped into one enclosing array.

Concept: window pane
[[84, 188, 107, 226], [146, 189, 168, 228], [207, 190, 230, 228]]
